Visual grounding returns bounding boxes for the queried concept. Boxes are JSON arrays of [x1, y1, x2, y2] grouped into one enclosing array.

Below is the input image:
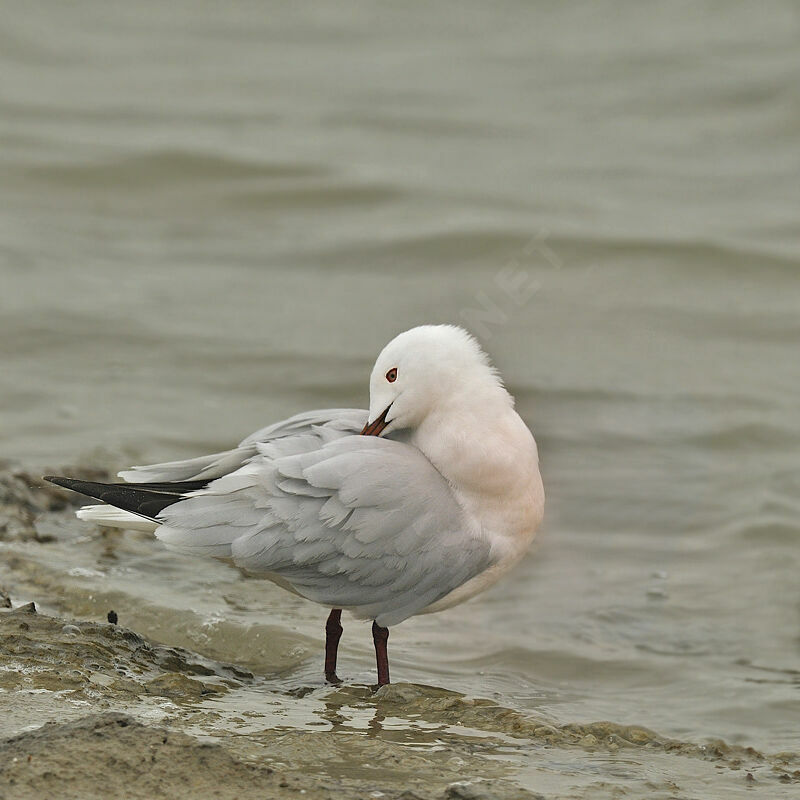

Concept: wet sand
[[1, 713, 273, 800], [2, 603, 798, 799]]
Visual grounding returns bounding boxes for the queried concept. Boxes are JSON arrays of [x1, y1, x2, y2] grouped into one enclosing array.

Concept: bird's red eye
[[386, 367, 397, 383]]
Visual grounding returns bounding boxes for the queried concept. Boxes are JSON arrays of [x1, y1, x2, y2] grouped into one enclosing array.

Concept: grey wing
[[117, 408, 367, 483], [238, 408, 367, 446], [154, 436, 493, 627]]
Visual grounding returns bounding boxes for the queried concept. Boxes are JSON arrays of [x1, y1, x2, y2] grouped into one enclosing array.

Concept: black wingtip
[[41, 475, 195, 520], [43, 475, 109, 499], [43, 475, 76, 490]]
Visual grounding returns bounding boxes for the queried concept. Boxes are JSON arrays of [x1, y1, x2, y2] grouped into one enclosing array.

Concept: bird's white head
[[361, 324, 512, 437]]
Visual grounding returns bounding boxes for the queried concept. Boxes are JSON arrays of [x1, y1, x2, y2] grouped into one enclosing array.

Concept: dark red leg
[[325, 609, 343, 683], [372, 621, 390, 687]]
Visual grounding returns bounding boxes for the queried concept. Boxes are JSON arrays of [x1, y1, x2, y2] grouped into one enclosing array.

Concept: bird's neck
[[411, 396, 544, 552]]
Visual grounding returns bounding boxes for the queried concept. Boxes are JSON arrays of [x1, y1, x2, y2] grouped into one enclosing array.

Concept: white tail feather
[[76, 504, 159, 533]]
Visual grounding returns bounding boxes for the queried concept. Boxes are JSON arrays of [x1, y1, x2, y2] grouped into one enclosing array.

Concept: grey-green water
[[1, 2, 799, 797]]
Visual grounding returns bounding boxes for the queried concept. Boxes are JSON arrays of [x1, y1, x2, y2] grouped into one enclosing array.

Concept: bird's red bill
[[360, 405, 391, 436]]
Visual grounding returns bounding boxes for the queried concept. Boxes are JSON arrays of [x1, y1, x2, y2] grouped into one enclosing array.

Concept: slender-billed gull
[[45, 325, 544, 686]]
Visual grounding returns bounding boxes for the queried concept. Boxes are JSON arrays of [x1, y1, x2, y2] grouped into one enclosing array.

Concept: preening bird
[[46, 324, 544, 686]]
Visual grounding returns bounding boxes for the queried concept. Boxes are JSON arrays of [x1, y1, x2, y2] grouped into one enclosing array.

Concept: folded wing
[[155, 435, 492, 626], [117, 408, 368, 483]]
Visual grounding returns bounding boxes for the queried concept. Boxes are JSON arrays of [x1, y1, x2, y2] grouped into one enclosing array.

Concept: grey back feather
[[155, 425, 493, 626], [118, 409, 368, 483]]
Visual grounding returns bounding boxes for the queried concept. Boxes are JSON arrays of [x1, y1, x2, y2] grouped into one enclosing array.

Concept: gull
[[45, 325, 544, 686]]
